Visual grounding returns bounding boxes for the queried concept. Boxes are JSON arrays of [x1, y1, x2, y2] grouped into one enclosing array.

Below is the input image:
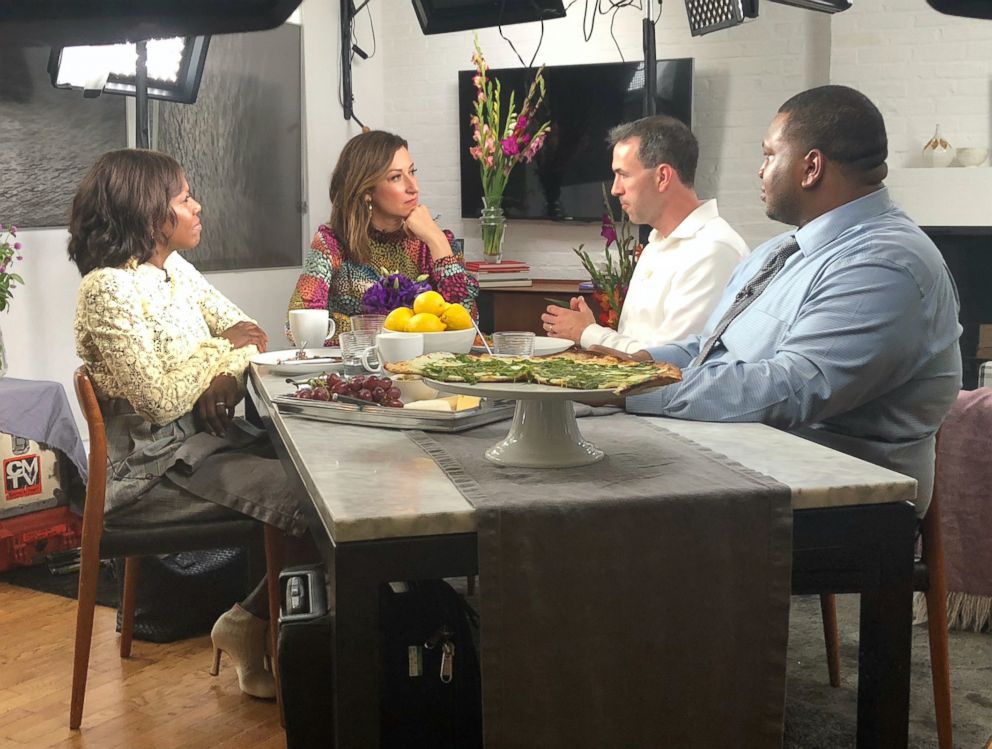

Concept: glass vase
[[479, 201, 506, 264]]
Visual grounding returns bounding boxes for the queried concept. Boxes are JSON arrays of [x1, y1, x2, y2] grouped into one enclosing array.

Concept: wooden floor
[[0, 582, 285, 749]]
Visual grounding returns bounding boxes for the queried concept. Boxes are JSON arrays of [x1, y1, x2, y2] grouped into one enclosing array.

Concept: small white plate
[[251, 348, 343, 376], [533, 336, 574, 356], [471, 336, 574, 356]]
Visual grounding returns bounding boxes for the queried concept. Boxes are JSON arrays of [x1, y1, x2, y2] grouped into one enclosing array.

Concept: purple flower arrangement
[[361, 269, 432, 314]]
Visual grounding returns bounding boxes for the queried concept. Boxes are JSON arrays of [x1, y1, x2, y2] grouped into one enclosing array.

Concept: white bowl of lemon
[[382, 291, 477, 354]]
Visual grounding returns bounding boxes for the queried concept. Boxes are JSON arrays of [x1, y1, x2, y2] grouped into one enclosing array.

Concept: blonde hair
[[329, 130, 409, 265]]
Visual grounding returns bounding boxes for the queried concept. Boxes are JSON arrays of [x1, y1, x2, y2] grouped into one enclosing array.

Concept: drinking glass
[[339, 330, 378, 376], [493, 331, 535, 357], [349, 314, 386, 333]]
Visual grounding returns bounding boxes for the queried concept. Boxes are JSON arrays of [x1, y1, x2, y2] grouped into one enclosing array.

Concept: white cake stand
[[424, 380, 619, 468]]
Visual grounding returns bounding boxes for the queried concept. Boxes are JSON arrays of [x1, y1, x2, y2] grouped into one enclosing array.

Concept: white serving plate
[[251, 348, 343, 376]]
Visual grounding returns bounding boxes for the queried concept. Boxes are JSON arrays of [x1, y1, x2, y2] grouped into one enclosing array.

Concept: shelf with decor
[[885, 167, 992, 228]]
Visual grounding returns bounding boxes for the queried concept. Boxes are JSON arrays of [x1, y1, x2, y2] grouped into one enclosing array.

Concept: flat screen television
[[458, 58, 693, 222]]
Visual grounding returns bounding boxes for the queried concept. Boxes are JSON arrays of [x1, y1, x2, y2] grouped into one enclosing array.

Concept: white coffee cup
[[289, 309, 336, 349], [361, 332, 424, 372]]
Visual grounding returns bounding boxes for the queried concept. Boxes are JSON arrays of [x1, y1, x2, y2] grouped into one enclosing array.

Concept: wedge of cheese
[[403, 398, 454, 412], [402, 395, 482, 413]]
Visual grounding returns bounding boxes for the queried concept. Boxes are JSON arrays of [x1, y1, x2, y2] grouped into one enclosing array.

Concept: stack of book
[[465, 259, 532, 288]]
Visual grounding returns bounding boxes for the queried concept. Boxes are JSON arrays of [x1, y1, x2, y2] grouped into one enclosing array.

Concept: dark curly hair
[[68, 149, 184, 276]]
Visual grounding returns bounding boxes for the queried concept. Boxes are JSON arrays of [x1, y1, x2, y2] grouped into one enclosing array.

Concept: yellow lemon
[[413, 290, 449, 317], [440, 303, 473, 331], [383, 306, 414, 332], [405, 312, 446, 333]]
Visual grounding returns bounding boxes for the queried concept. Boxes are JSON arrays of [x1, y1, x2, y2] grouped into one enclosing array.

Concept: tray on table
[[272, 390, 515, 432]]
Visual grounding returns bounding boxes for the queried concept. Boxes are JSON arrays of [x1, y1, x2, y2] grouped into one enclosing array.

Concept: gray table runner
[[408, 413, 793, 749]]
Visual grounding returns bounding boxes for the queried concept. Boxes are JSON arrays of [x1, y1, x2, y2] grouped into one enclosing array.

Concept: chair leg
[[923, 509, 953, 748], [819, 593, 842, 688], [925, 585, 953, 749], [263, 525, 286, 727], [120, 557, 141, 658], [69, 542, 102, 729]]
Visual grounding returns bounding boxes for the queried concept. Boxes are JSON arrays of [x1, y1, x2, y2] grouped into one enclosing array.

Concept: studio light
[[767, 0, 851, 12], [684, 0, 758, 37], [48, 36, 210, 103]]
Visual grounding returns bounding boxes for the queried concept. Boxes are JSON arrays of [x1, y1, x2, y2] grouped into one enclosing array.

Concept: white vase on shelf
[[922, 125, 955, 168]]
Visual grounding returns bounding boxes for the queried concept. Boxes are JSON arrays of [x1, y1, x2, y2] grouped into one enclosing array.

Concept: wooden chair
[[818, 439, 952, 749], [70, 366, 286, 729]]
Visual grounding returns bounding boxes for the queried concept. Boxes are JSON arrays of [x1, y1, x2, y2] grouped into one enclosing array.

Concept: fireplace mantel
[[885, 167, 992, 228]]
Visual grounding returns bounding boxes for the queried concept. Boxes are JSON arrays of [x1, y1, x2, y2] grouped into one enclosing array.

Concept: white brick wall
[[377, 3, 830, 278], [831, 0, 992, 168], [340, 1, 992, 279]]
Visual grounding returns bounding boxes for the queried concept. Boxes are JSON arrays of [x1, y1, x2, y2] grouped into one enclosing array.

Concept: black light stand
[[642, 0, 657, 117], [340, 0, 370, 126], [135, 40, 150, 148]]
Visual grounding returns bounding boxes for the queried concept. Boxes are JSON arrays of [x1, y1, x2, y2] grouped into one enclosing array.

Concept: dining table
[[250, 365, 919, 749]]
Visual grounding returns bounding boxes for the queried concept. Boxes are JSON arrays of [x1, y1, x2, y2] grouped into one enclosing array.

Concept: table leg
[[333, 545, 382, 749], [855, 502, 916, 749]]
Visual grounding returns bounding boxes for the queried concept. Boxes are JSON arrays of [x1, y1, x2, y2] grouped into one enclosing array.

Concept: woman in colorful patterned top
[[288, 130, 479, 341], [70, 149, 305, 700]]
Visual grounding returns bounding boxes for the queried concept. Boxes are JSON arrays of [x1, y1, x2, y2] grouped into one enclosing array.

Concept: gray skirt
[[101, 399, 307, 536]]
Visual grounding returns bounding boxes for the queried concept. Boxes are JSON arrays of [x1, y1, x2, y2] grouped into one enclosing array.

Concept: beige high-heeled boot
[[210, 604, 276, 699]]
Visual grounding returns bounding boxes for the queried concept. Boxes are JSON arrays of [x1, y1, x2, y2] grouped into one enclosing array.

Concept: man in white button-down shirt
[[541, 115, 749, 353]]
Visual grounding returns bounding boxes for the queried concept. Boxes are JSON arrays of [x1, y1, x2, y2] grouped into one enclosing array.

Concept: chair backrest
[[73, 366, 108, 544]]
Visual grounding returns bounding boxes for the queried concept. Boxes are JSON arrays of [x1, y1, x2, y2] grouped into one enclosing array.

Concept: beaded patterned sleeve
[[74, 255, 256, 425], [287, 225, 479, 343]]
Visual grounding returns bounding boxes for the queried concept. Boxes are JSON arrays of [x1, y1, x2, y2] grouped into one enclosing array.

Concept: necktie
[[692, 235, 801, 366]]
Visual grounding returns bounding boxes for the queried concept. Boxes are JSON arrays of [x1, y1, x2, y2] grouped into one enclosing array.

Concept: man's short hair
[[778, 85, 887, 177], [607, 115, 699, 187]]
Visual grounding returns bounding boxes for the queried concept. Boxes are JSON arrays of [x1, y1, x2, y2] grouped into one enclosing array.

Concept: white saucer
[[471, 336, 574, 356], [251, 348, 343, 376], [533, 336, 574, 356]]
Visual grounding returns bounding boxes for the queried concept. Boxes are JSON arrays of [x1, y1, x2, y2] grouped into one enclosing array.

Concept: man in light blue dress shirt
[[623, 86, 962, 514]]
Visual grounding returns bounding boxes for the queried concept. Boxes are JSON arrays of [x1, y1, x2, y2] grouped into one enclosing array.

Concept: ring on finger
[[215, 401, 226, 407]]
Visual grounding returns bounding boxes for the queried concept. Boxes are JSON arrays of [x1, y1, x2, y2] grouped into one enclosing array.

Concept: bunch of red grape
[[293, 373, 403, 408]]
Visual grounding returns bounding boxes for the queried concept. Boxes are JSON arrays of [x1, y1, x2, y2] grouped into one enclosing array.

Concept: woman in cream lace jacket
[[70, 149, 303, 699]]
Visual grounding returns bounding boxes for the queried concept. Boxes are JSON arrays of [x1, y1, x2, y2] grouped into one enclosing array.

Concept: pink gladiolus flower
[[13, 242, 21, 250], [500, 137, 520, 157], [601, 215, 618, 246], [477, 90, 486, 103], [516, 114, 529, 131], [485, 155, 494, 168], [473, 75, 483, 89], [469, 146, 482, 160], [10, 225, 16, 235]]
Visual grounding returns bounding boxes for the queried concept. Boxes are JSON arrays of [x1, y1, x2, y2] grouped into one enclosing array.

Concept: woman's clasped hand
[[221, 320, 269, 353]]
